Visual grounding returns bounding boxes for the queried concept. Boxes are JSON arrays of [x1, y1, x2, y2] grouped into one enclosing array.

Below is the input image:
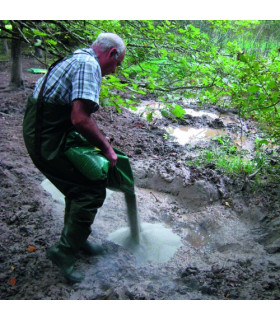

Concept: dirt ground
[[0, 57, 280, 300]]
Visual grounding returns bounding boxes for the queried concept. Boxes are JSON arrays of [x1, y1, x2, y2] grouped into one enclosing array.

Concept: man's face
[[99, 48, 125, 76]]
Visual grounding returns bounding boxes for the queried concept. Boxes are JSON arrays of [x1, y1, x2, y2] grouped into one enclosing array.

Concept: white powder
[[41, 179, 64, 205], [108, 222, 182, 265], [42, 179, 182, 264]]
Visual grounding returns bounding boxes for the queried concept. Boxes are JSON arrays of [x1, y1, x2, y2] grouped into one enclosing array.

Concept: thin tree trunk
[[2, 39, 9, 55], [10, 37, 24, 89], [35, 46, 43, 58]]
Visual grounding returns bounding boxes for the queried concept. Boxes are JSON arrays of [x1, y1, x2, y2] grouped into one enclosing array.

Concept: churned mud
[[0, 57, 279, 300]]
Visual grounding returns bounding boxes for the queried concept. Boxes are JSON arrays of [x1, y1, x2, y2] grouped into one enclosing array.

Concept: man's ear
[[110, 48, 118, 59]]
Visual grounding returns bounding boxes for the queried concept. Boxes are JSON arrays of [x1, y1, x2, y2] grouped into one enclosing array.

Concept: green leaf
[[255, 138, 269, 147], [146, 112, 153, 122], [136, 90, 146, 95], [161, 110, 169, 117], [247, 85, 259, 93], [32, 29, 47, 37], [45, 39, 57, 45], [170, 104, 185, 118]]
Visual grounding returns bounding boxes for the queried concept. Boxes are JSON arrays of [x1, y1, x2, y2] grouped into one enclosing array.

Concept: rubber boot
[[48, 198, 101, 282], [80, 241, 104, 256], [47, 199, 85, 283], [48, 198, 104, 282], [64, 197, 104, 256], [47, 244, 83, 283]]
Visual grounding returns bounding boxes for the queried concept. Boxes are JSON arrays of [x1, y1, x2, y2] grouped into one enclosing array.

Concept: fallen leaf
[[27, 245, 36, 252], [10, 266, 15, 272], [225, 202, 231, 208], [134, 122, 144, 129], [225, 293, 230, 298], [9, 277, 16, 286]]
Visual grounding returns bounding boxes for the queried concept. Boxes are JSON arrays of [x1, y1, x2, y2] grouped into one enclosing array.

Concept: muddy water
[[135, 101, 249, 147], [164, 126, 227, 145], [184, 109, 218, 119], [163, 125, 252, 148]]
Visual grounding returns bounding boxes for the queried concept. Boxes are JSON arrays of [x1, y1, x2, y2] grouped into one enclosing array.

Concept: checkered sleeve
[[71, 60, 101, 105]]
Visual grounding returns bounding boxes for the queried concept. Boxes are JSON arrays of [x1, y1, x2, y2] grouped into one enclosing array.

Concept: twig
[[248, 165, 265, 179], [150, 192, 161, 202], [241, 163, 266, 191]]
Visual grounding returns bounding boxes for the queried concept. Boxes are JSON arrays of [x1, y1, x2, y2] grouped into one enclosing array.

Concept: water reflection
[[164, 126, 227, 145], [134, 102, 239, 124], [133, 102, 247, 147], [184, 109, 218, 119]]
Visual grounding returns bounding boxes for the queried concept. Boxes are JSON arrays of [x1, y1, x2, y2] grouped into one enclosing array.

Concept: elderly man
[[23, 33, 126, 283]]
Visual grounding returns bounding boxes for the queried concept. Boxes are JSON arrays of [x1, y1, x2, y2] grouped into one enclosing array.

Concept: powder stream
[[125, 193, 140, 244]]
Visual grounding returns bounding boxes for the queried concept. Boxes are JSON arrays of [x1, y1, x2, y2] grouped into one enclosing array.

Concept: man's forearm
[[71, 99, 117, 166], [74, 116, 111, 152]]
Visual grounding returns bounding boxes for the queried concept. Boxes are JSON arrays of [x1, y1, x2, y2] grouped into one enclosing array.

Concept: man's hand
[[103, 146, 118, 167], [71, 99, 118, 167]]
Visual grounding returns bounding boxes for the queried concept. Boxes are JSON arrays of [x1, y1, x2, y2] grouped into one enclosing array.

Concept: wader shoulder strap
[[34, 56, 65, 159]]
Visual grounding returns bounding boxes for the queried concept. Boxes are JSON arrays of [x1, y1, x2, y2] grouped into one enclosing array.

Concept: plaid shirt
[[33, 48, 101, 110]]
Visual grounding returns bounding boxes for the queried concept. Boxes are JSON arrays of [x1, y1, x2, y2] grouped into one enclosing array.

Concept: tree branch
[[152, 81, 216, 92], [248, 100, 280, 112]]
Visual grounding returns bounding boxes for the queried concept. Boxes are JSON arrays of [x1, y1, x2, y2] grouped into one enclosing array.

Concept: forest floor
[[0, 57, 280, 300]]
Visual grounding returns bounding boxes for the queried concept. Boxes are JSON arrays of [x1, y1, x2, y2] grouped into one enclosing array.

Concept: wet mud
[[0, 57, 279, 300]]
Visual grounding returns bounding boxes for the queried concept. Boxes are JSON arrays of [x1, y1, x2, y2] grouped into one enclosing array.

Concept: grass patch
[[188, 135, 279, 183], [203, 148, 256, 175]]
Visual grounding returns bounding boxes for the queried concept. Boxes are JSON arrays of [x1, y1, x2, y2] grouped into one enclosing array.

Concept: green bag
[[64, 131, 135, 195]]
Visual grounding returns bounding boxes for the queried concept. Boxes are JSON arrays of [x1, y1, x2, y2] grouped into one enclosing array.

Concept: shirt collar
[[74, 48, 100, 65], [88, 47, 100, 65]]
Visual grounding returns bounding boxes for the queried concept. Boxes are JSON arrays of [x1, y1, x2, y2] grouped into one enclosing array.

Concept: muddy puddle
[[134, 100, 252, 149], [163, 126, 227, 145]]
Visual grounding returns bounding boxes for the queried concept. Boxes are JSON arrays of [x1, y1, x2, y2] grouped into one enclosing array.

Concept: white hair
[[92, 33, 125, 55]]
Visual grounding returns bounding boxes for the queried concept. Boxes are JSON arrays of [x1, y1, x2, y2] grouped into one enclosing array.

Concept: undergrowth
[[187, 135, 280, 186]]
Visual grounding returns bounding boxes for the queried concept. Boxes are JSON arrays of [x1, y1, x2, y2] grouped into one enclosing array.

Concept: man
[[23, 33, 126, 283]]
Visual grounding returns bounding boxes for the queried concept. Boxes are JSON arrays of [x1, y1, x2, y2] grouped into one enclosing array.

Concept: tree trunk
[[35, 46, 43, 58], [10, 38, 24, 89], [2, 39, 9, 55]]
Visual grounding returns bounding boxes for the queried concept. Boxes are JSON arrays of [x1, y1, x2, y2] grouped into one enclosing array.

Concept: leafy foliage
[[0, 20, 279, 142]]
